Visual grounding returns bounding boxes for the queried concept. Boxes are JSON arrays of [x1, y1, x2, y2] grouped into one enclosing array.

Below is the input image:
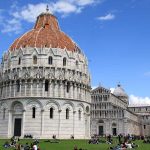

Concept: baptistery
[[0, 9, 91, 139]]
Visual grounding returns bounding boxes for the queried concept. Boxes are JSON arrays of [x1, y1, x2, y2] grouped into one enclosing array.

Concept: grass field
[[0, 138, 150, 150]]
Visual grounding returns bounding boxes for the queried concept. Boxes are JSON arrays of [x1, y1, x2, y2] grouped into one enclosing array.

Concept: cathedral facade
[[0, 10, 91, 139], [91, 85, 150, 136]]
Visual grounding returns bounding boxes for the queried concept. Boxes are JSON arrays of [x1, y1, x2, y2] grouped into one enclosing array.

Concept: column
[[19, 80, 22, 97], [48, 80, 51, 97], [84, 87, 87, 101], [52, 81, 55, 97], [73, 83, 76, 99], [70, 82, 73, 99], [78, 84, 81, 99], [64, 81, 67, 98], [14, 81, 16, 97], [76, 84, 78, 99], [81, 84, 83, 100], [58, 110, 61, 138], [73, 111, 76, 137], [36, 80, 39, 97], [59, 81, 62, 97], [31, 80, 33, 96], [9, 81, 12, 98], [25, 80, 27, 96], [41, 109, 44, 136], [22, 109, 26, 137], [124, 119, 128, 135], [5, 82, 7, 98], [42, 80, 45, 97], [7, 110, 12, 138], [54, 80, 57, 98]]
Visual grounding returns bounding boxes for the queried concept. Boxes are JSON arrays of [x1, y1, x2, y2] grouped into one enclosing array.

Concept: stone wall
[[0, 99, 90, 139]]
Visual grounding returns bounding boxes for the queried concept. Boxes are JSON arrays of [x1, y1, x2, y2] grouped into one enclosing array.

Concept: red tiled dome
[[10, 12, 79, 52]]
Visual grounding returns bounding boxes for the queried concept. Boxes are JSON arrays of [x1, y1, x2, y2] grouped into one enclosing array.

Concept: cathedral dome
[[113, 84, 128, 98], [9, 11, 80, 52]]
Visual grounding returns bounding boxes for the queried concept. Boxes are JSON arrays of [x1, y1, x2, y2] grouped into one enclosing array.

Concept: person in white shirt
[[33, 144, 38, 150]]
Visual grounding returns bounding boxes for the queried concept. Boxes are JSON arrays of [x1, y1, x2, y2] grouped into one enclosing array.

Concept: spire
[[117, 82, 121, 87], [46, 5, 49, 12]]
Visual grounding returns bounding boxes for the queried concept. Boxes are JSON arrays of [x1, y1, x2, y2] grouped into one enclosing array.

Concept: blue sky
[[0, 0, 150, 105]]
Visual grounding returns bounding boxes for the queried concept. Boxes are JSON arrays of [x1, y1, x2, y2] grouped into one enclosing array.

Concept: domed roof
[[9, 11, 80, 52], [113, 84, 128, 98]]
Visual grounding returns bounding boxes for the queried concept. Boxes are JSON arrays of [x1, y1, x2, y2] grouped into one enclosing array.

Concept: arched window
[[1, 87, 3, 95], [66, 108, 69, 119], [45, 80, 49, 91], [3, 108, 6, 120], [76, 61, 78, 68], [112, 123, 117, 126], [18, 57, 21, 65], [48, 56, 53, 65], [50, 107, 54, 119], [78, 110, 81, 120], [86, 106, 90, 113], [16, 80, 20, 92], [98, 119, 104, 123], [33, 55, 37, 64], [32, 107, 36, 118], [66, 82, 70, 93], [63, 57, 67, 66]]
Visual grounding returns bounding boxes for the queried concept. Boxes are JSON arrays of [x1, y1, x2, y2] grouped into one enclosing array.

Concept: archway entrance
[[14, 118, 22, 136], [112, 128, 117, 136], [99, 126, 103, 136], [11, 101, 24, 137], [98, 120, 104, 136], [112, 123, 117, 136]]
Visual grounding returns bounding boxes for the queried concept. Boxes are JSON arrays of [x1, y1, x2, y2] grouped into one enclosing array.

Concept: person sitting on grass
[[74, 145, 78, 150], [33, 143, 38, 150], [125, 141, 132, 149], [131, 142, 139, 148], [24, 143, 30, 150], [34, 139, 39, 145], [71, 135, 74, 139], [88, 137, 99, 144], [107, 134, 113, 144], [52, 134, 56, 139], [3, 141, 10, 148]]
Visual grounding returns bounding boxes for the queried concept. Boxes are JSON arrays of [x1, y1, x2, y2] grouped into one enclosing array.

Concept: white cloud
[[110, 88, 115, 93], [13, 3, 48, 23], [53, 1, 81, 15], [11, 0, 102, 23], [97, 13, 115, 21], [1, 18, 22, 34], [92, 86, 97, 89], [75, 0, 96, 6], [129, 94, 150, 106], [0, 0, 103, 34], [0, 8, 22, 34]]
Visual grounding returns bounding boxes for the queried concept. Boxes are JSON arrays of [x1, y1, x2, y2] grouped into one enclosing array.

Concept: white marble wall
[[0, 99, 90, 139], [0, 47, 91, 139]]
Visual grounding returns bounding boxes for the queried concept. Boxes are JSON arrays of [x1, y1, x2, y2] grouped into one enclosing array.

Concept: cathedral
[[91, 84, 150, 136], [0, 8, 150, 140], [0, 9, 91, 139]]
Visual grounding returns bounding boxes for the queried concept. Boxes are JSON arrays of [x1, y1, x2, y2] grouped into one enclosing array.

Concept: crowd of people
[[108, 134, 141, 150], [3, 136, 40, 150], [88, 134, 150, 149], [2, 134, 150, 150]]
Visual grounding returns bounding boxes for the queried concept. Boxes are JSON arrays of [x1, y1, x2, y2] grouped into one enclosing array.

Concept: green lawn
[[0, 139, 150, 150]]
